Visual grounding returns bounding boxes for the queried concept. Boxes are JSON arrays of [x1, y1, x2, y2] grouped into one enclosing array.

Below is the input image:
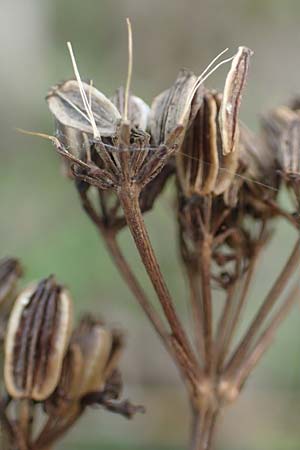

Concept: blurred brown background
[[1, 0, 300, 449]]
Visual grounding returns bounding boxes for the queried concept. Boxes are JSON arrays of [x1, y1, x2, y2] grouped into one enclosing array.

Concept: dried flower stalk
[[16, 20, 300, 450]]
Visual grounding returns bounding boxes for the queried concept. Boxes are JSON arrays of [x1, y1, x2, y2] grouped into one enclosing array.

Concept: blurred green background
[[1, 0, 300, 448]]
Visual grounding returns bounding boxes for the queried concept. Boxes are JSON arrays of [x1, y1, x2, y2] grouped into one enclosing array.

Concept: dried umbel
[[4, 276, 72, 400], [177, 47, 252, 198], [18, 18, 300, 450], [261, 104, 300, 208]]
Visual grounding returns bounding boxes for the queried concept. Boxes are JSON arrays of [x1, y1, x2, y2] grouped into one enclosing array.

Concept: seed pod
[[0, 257, 22, 306], [111, 87, 150, 131], [45, 342, 83, 417], [149, 69, 202, 146], [72, 316, 123, 396], [240, 126, 275, 183], [219, 46, 253, 155], [55, 120, 91, 179], [177, 90, 239, 197], [0, 257, 23, 343], [262, 106, 300, 176], [4, 276, 73, 401], [47, 80, 121, 138], [176, 47, 252, 198]]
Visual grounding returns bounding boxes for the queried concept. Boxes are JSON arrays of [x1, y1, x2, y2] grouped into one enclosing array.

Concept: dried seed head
[[149, 69, 201, 146], [45, 342, 83, 416], [55, 120, 91, 179], [0, 257, 22, 307], [176, 47, 252, 198], [240, 125, 278, 189], [111, 87, 150, 131], [4, 276, 73, 400], [262, 106, 300, 177], [177, 90, 239, 197], [47, 80, 121, 139], [46, 316, 123, 418], [219, 46, 253, 155], [72, 315, 123, 396]]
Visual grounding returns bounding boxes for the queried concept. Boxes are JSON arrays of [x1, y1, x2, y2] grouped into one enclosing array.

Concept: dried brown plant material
[[20, 19, 300, 450], [72, 315, 123, 396], [47, 80, 121, 138], [45, 342, 83, 417], [237, 125, 281, 220], [46, 315, 124, 418], [177, 47, 252, 198], [111, 86, 150, 131], [4, 276, 73, 400], [259, 104, 300, 220], [262, 106, 300, 177], [149, 69, 200, 146], [219, 46, 253, 155], [0, 257, 22, 306]]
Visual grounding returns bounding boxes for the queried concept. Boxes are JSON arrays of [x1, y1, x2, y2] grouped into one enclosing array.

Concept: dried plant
[[16, 18, 300, 450], [0, 260, 143, 450]]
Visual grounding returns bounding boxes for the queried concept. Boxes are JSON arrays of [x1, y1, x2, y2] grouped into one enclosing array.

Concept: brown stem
[[190, 410, 203, 450], [118, 185, 199, 374], [104, 234, 173, 352], [214, 285, 236, 370], [225, 238, 300, 377], [216, 252, 258, 371], [233, 283, 300, 389], [187, 270, 205, 362], [78, 190, 172, 354], [199, 235, 213, 374], [32, 411, 82, 450], [191, 408, 219, 450]]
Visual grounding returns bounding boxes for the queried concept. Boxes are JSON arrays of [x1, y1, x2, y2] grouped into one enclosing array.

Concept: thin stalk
[[190, 409, 204, 450], [191, 408, 219, 450], [225, 238, 300, 377], [216, 252, 258, 370], [199, 235, 213, 374], [105, 234, 173, 351], [233, 283, 300, 390], [214, 284, 236, 370], [18, 400, 31, 447], [187, 270, 205, 362], [118, 185, 199, 373], [78, 190, 172, 354], [33, 411, 82, 450]]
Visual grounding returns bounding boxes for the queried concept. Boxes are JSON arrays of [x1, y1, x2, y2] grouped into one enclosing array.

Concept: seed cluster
[[0, 263, 142, 450], [16, 31, 300, 450]]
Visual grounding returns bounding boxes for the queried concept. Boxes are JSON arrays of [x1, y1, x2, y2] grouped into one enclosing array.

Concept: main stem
[[118, 185, 199, 378], [79, 190, 172, 354], [191, 408, 219, 450]]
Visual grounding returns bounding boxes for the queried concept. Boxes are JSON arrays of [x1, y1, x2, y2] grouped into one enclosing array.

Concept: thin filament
[[179, 51, 234, 125], [124, 18, 133, 121], [67, 42, 100, 140]]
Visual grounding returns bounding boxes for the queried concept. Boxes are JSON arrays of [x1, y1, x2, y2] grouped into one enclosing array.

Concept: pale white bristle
[[67, 42, 100, 140], [179, 49, 234, 126], [88, 79, 94, 109], [124, 18, 133, 122]]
